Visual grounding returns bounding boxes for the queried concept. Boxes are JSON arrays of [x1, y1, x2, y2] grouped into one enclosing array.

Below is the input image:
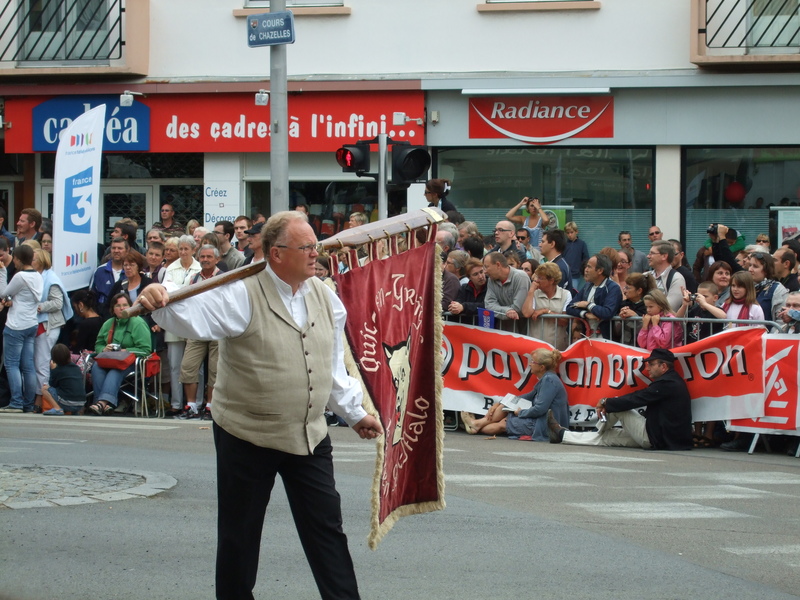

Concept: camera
[[4, 296, 11, 302], [707, 224, 718, 236], [109, 343, 121, 351], [690, 293, 698, 302]]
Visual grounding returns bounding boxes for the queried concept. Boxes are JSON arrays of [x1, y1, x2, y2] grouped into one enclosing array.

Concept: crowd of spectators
[[0, 196, 798, 456]]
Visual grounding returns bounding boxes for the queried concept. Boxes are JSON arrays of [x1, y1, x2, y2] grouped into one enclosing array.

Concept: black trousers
[[213, 423, 360, 600]]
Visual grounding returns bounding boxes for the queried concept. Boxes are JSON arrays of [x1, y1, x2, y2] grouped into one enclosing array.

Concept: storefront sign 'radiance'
[[468, 95, 614, 144], [5, 91, 425, 153]]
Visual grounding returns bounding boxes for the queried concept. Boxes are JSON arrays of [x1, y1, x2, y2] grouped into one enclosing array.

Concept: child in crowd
[[617, 273, 655, 345], [40, 343, 86, 415], [637, 289, 683, 350], [676, 282, 728, 448], [677, 281, 726, 344], [721, 271, 765, 327]]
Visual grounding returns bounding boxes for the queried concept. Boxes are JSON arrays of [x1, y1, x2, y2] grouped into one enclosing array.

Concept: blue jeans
[[92, 361, 135, 407], [4, 325, 38, 410]]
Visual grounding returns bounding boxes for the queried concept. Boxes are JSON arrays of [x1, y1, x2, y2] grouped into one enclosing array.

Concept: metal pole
[[270, 0, 289, 213], [378, 133, 388, 221]]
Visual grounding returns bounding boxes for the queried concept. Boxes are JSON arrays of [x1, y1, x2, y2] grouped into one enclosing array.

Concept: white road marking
[[570, 501, 750, 519], [631, 485, 775, 500], [446, 473, 591, 487], [667, 472, 800, 485], [0, 415, 178, 430], [491, 451, 661, 463], [471, 461, 635, 474]]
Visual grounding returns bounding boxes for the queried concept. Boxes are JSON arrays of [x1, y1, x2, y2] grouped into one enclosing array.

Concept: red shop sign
[[468, 95, 614, 145], [4, 90, 425, 153]]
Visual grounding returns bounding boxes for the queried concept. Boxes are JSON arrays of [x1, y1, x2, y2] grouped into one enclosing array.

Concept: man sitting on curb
[[547, 348, 693, 450]]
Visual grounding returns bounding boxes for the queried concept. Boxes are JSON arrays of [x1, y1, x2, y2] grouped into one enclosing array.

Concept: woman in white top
[[0, 245, 44, 413], [162, 235, 202, 415]]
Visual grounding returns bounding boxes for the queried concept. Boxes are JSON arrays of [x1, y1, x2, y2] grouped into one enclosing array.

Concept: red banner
[[468, 95, 614, 144], [4, 90, 425, 153], [335, 242, 444, 548], [730, 335, 800, 436], [443, 325, 770, 426]]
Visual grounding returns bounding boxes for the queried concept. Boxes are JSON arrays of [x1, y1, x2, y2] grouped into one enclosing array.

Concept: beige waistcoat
[[212, 271, 334, 455]]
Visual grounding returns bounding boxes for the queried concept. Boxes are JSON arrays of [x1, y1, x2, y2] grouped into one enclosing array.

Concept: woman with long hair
[[748, 250, 788, 323], [721, 271, 765, 326], [460, 348, 570, 441], [32, 248, 73, 410]]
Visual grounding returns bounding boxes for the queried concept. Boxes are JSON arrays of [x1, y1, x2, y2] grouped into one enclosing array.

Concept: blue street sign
[[247, 11, 295, 47]]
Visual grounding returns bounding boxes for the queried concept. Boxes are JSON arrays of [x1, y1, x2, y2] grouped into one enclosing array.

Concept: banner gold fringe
[[339, 242, 446, 550]]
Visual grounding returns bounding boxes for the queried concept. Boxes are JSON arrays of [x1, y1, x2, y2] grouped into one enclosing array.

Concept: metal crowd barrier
[[444, 311, 783, 349]]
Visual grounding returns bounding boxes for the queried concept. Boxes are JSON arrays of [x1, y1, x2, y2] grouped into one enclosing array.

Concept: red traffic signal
[[335, 143, 370, 173]]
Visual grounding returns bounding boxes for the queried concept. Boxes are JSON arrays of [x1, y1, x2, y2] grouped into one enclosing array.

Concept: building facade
[[2, 0, 800, 257]]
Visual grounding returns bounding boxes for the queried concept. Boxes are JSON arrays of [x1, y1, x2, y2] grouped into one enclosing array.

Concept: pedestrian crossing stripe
[[569, 501, 749, 519]]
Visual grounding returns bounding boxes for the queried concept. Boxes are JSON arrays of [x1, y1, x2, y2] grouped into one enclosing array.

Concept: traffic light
[[391, 145, 431, 186], [335, 142, 370, 173]]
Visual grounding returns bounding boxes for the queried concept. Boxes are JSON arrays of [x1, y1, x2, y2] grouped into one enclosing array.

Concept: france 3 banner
[[334, 241, 445, 550], [53, 104, 106, 291], [730, 334, 800, 437], [442, 324, 767, 426]]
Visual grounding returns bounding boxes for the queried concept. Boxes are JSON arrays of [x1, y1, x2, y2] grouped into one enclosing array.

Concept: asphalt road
[[1, 413, 799, 600]]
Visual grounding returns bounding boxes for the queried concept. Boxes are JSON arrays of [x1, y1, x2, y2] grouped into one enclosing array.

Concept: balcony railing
[[692, 0, 800, 65], [0, 0, 149, 77]]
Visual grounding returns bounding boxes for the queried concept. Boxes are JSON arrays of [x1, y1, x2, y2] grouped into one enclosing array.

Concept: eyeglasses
[[648, 231, 661, 236], [275, 243, 318, 254], [516, 235, 528, 241], [494, 228, 512, 233], [618, 260, 630, 265], [757, 239, 769, 243]]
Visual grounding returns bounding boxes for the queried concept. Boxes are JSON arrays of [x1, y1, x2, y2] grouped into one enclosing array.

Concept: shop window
[[159, 185, 204, 232], [41, 153, 203, 179], [684, 147, 800, 262], [436, 147, 654, 257]]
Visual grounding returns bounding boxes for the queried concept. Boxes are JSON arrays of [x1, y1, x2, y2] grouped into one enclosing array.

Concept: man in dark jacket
[[565, 253, 622, 339], [547, 348, 693, 450]]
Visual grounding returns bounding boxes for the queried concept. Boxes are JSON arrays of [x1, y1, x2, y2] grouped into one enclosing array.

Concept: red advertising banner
[[730, 334, 800, 436], [335, 242, 444, 549], [443, 324, 769, 426], [468, 95, 614, 144], [4, 90, 425, 153]]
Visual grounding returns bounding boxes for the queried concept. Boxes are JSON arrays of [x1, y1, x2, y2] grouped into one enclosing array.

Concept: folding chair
[[119, 353, 163, 418]]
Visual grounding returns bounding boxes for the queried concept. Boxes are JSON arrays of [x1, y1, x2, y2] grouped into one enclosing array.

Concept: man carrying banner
[[547, 348, 693, 450], [137, 211, 383, 599]]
